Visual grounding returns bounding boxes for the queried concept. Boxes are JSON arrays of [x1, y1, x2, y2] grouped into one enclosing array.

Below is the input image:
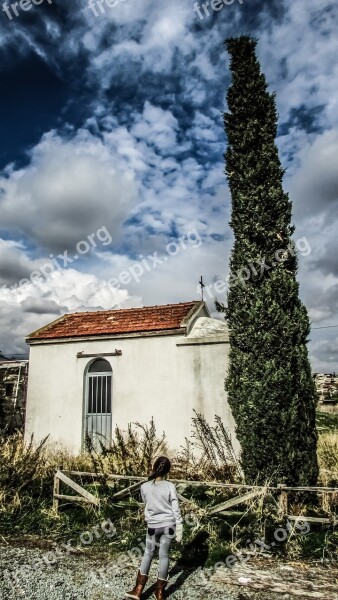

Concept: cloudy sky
[[0, 0, 337, 371]]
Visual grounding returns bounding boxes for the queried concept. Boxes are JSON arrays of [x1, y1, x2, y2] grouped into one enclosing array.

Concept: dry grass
[[1, 421, 336, 515], [0, 433, 49, 510], [84, 418, 168, 479], [0, 419, 337, 562], [82, 415, 241, 484], [0, 433, 94, 520], [318, 431, 338, 486]]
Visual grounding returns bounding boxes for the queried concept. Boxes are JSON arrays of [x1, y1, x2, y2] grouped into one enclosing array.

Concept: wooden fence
[[52, 470, 338, 525]]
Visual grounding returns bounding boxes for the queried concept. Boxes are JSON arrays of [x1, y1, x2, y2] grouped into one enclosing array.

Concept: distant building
[[0, 360, 29, 432], [24, 301, 239, 455], [313, 372, 338, 404]]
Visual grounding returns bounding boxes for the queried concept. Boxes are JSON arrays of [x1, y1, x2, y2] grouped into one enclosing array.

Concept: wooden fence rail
[[52, 470, 338, 526], [59, 471, 338, 493]]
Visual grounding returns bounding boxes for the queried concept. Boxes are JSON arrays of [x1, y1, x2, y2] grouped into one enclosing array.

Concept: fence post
[[278, 484, 288, 516], [322, 491, 330, 513], [53, 471, 60, 512]]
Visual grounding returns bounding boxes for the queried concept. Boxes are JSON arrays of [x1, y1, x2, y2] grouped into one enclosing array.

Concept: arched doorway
[[83, 358, 112, 449]]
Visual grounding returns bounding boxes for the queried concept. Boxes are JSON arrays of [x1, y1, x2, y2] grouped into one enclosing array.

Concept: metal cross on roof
[[199, 276, 205, 301]]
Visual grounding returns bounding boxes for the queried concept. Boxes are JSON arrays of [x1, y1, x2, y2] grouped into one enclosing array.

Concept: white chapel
[[24, 301, 238, 454]]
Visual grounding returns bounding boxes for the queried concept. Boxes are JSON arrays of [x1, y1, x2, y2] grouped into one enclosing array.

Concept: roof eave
[[26, 314, 68, 343], [181, 300, 210, 334], [26, 327, 187, 346]]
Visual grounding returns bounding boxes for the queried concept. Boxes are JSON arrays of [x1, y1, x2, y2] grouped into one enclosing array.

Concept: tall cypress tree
[[220, 36, 318, 486]]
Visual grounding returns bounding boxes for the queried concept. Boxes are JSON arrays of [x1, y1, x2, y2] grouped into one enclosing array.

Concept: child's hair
[[148, 456, 171, 481]]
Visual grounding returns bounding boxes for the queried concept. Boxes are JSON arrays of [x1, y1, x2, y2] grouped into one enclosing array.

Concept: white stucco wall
[[24, 317, 239, 456]]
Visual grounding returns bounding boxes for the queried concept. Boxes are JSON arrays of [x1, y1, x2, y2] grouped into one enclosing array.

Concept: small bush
[[171, 413, 242, 483], [85, 417, 168, 479]]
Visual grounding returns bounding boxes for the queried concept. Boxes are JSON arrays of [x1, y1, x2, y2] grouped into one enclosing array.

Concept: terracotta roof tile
[[27, 301, 202, 341]]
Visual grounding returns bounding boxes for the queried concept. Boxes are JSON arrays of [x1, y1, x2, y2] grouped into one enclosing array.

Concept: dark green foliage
[[0, 398, 5, 432], [220, 36, 318, 486], [316, 410, 338, 432]]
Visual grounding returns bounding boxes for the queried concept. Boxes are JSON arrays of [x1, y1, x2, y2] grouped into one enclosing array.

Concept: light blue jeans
[[139, 525, 176, 580]]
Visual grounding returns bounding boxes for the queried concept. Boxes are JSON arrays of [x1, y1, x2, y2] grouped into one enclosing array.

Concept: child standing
[[125, 456, 183, 600]]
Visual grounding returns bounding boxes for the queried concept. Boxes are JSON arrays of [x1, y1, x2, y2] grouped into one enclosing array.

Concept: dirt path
[[0, 542, 337, 600], [212, 555, 338, 599]]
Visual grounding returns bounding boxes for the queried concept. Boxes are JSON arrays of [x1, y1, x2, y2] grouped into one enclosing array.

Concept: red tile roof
[[27, 301, 203, 342]]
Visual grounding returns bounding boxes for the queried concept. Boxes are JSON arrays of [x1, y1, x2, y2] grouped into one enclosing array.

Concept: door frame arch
[[82, 358, 113, 450]]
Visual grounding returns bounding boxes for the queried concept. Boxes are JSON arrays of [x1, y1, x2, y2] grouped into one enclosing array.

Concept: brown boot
[[154, 577, 168, 600], [125, 570, 148, 599]]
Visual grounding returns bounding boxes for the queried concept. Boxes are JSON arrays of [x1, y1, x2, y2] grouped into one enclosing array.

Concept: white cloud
[[0, 129, 138, 253], [0, 239, 43, 285], [288, 129, 338, 221], [0, 261, 141, 355], [259, 0, 338, 131], [131, 102, 179, 152]]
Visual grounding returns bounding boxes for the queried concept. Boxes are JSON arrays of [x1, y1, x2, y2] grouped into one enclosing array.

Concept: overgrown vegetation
[[85, 418, 168, 479], [316, 407, 338, 433], [189, 412, 242, 481], [0, 415, 336, 565]]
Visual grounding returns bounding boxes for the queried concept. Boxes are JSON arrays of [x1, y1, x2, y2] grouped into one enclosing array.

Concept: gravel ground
[[0, 542, 239, 600], [0, 541, 336, 600]]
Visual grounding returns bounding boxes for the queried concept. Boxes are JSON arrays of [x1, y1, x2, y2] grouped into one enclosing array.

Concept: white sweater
[[140, 480, 183, 528]]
